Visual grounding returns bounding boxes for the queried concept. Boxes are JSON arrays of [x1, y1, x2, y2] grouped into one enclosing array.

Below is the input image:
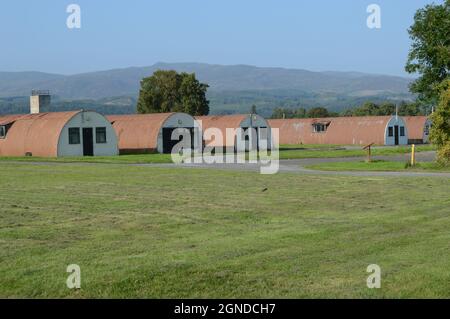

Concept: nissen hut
[[268, 116, 409, 146], [107, 112, 201, 154], [0, 110, 119, 157], [403, 116, 432, 144], [195, 114, 272, 151]]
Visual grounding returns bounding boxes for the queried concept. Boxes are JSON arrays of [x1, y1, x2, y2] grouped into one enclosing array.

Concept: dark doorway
[[238, 127, 260, 152], [394, 125, 399, 145], [82, 127, 94, 156], [242, 127, 250, 152], [162, 127, 195, 154]]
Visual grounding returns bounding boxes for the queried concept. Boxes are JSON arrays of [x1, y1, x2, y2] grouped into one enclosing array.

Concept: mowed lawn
[[306, 160, 450, 172], [278, 144, 435, 160], [1, 163, 450, 298], [0, 144, 436, 164]]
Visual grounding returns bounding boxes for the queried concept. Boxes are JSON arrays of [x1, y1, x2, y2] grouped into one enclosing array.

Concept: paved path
[[165, 151, 450, 178]]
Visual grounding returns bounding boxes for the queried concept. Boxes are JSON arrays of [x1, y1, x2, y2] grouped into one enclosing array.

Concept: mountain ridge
[[0, 62, 415, 116], [0, 62, 413, 99]]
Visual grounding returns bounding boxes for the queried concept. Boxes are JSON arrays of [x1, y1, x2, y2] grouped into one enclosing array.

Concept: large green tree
[[405, 0, 450, 103], [137, 70, 209, 115], [430, 80, 450, 165]]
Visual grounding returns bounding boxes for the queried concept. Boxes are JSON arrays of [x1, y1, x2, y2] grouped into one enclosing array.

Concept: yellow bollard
[[411, 144, 416, 166]]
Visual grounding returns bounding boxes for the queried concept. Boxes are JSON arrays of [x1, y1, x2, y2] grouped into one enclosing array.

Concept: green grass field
[[306, 160, 450, 172], [1, 162, 450, 298], [0, 144, 435, 164], [0, 153, 174, 164], [278, 144, 435, 160]]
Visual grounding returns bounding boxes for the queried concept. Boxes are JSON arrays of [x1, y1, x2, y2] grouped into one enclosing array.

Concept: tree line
[[269, 101, 425, 119]]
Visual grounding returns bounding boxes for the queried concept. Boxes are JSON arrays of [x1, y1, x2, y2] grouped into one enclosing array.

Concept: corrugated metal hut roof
[[268, 116, 393, 145], [403, 116, 429, 140], [107, 113, 174, 151], [0, 114, 26, 126], [195, 114, 254, 147], [0, 111, 80, 157], [196, 115, 249, 131]]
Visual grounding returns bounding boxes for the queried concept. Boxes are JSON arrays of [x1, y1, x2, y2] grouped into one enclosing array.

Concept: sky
[[0, 0, 437, 76]]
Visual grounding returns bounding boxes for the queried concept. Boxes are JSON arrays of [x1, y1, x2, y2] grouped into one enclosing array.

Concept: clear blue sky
[[0, 0, 436, 76]]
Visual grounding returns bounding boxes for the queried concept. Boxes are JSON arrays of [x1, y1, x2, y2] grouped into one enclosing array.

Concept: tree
[[378, 102, 396, 116], [179, 73, 210, 115], [294, 108, 307, 118], [270, 107, 307, 119], [405, 0, 450, 104], [250, 104, 257, 114], [352, 102, 380, 116], [398, 101, 421, 116], [343, 101, 426, 117], [137, 70, 209, 116], [270, 107, 285, 119], [430, 79, 450, 165], [307, 107, 329, 118]]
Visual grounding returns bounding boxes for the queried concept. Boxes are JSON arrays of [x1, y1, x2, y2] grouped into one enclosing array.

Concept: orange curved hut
[[268, 116, 409, 146], [107, 112, 201, 154], [0, 110, 118, 157], [403, 116, 432, 144]]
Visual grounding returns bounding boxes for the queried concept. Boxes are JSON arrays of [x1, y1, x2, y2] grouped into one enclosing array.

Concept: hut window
[[400, 126, 405, 137], [424, 125, 430, 135], [312, 123, 329, 133], [69, 128, 80, 144], [96, 127, 107, 144], [0, 126, 5, 139], [388, 127, 393, 137]]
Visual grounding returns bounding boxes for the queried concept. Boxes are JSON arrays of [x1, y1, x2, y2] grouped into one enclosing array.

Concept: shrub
[[437, 141, 450, 166]]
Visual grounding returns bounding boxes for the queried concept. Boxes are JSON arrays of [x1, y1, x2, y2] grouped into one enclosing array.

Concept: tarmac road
[[171, 151, 450, 178]]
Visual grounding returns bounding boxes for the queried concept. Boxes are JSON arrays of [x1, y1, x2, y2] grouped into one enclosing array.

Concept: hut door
[[162, 127, 194, 154], [163, 128, 179, 154], [242, 127, 259, 152], [82, 128, 94, 156], [242, 127, 250, 152], [394, 125, 399, 145]]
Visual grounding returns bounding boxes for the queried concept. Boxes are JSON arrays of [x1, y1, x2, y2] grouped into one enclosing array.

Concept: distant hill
[[0, 62, 415, 116]]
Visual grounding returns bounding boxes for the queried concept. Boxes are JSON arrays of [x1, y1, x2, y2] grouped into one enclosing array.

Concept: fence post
[[411, 144, 416, 166]]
